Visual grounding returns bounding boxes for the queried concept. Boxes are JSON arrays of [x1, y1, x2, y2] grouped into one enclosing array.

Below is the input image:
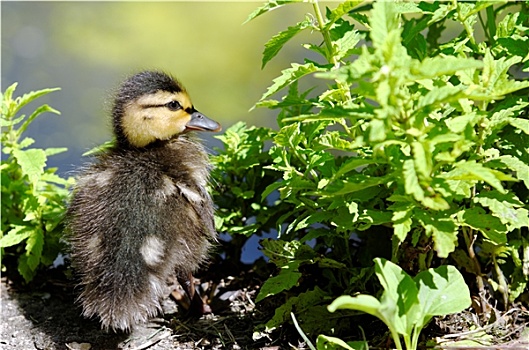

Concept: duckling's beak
[[185, 110, 221, 132]]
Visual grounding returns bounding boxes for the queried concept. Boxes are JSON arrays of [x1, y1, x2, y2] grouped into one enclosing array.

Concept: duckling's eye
[[166, 101, 182, 111]]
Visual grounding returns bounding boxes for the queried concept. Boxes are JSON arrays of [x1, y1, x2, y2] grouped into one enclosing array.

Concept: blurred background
[[2, 1, 321, 174]]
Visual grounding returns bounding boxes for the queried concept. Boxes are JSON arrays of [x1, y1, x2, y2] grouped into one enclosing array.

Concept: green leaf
[[328, 294, 381, 316], [370, 1, 400, 49], [316, 334, 361, 350], [413, 56, 483, 79], [12, 148, 47, 184], [13, 87, 60, 117], [474, 191, 529, 231], [326, 1, 364, 26], [460, 207, 507, 244], [453, 160, 509, 193], [415, 210, 458, 258], [375, 258, 420, 336], [0, 225, 32, 248], [496, 155, 529, 189], [260, 63, 326, 100], [24, 227, 44, 272], [509, 118, 529, 135], [255, 263, 302, 302], [245, 0, 302, 24], [19, 104, 60, 136], [403, 159, 424, 201], [262, 19, 312, 69], [415, 265, 471, 328]]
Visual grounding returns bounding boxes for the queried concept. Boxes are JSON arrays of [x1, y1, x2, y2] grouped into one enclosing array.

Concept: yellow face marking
[[122, 91, 194, 147]]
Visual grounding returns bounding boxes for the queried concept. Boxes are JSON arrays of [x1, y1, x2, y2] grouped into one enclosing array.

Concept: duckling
[[66, 71, 221, 332]]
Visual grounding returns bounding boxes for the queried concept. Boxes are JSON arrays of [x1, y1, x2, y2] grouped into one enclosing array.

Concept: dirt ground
[[0, 261, 288, 350], [1, 264, 529, 350]]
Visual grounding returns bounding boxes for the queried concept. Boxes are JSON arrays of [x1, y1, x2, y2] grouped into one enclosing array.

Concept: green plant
[[322, 258, 471, 350], [213, 0, 529, 345], [1, 83, 74, 282]]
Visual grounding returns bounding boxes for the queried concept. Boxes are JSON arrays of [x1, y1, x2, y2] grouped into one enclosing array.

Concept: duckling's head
[[112, 71, 221, 148]]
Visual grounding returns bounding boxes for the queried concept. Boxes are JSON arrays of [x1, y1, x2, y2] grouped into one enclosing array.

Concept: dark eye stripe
[[141, 101, 182, 110]]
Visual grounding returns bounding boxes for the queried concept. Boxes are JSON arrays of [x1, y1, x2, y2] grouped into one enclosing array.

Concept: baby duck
[[66, 71, 221, 332]]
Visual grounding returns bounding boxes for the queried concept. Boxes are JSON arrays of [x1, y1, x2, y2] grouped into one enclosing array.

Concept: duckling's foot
[[176, 272, 211, 316]]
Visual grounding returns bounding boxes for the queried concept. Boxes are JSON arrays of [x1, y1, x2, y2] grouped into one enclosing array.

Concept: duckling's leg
[[177, 272, 212, 315]]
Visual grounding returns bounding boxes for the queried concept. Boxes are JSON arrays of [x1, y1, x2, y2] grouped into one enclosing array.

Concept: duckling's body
[[66, 71, 220, 331]]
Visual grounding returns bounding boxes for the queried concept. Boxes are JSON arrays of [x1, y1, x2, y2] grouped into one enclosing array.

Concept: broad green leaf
[[496, 155, 529, 188], [317, 334, 363, 350], [244, 0, 301, 23], [415, 265, 471, 328], [12, 148, 47, 185], [260, 63, 325, 100], [333, 28, 363, 62], [0, 225, 32, 248], [328, 294, 381, 316], [375, 258, 420, 336], [262, 19, 312, 69]]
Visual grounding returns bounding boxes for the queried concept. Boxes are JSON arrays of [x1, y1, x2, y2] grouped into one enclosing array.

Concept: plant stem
[[462, 227, 490, 314], [310, 0, 352, 103]]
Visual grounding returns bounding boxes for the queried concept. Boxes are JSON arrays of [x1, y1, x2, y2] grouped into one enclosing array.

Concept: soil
[[0, 260, 289, 350], [1, 261, 529, 350]]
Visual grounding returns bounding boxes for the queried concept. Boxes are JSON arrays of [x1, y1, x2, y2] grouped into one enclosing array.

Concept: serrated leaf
[[0, 225, 32, 248], [18, 104, 60, 137], [260, 63, 325, 100], [417, 85, 465, 110], [461, 207, 508, 244], [245, 0, 301, 24], [454, 160, 507, 193], [326, 175, 389, 196], [509, 118, 529, 135], [497, 155, 529, 189], [403, 159, 424, 201], [256, 265, 302, 302], [13, 87, 60, 117], [413, 56, 483, 79], [474, 191, 529, 231], [334, 29, 363, 61], [12, 148, 47, 184], [370, 1, 400, 49], [262, 19, 312, 69], [326, 1, 364, 25], [25, 227, 44, 271], [415, 210, 458, 258]]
